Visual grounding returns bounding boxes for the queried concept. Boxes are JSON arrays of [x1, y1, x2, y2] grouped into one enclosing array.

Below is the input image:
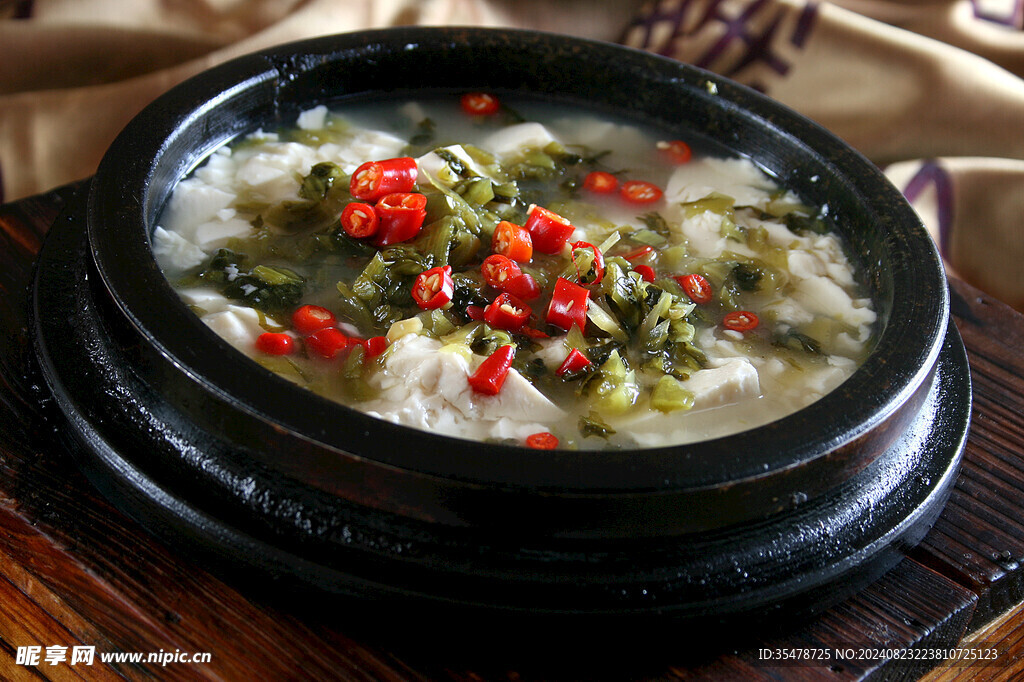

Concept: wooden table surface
[[2, 182, 1024, 681]]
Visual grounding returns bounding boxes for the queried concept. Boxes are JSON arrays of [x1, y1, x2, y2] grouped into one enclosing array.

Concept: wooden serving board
[[1, 182, 1023, 680]]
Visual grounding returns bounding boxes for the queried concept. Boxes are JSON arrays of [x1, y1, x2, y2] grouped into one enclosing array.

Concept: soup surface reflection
[[154, 95, 876, 449]]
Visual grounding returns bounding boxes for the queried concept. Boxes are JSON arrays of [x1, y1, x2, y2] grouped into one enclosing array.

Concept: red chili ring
[[722, 310, 759, 333]]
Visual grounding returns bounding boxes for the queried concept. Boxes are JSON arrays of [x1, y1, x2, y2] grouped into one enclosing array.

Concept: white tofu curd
[[363, 334, 564, 442]]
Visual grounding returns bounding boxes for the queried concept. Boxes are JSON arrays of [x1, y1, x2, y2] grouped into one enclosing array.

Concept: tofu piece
[[201, 305, 282, 354], [317, 129, 406, 174], [551, 118, 649, 153], [482, 122, 555, 156], [177, 287, 231, 314], [160, 180, 235, 241], [787, 250, 827, 279], [193, 147, 235, 186], [151, 226, 206, 271], [792, 276, 877, 328], [234, 143, 318, 202], [675, 209, 729, 257], [297, 105, 329, 130], [193, 215, 254, 251], [684, 358, 762, 409], [365, 334, 565, 440], [664, 157, 776, 207]]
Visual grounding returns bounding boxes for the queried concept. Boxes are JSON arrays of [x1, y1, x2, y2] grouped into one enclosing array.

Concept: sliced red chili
[[620, 245, 654, 262], [620, 180, 664, 205], [722, 310, 759, 333], [502, 272, 541, 301], [658, 139, 693, 164], [362, 335, 389, 359], [481, 254, 522, 289], [546, 277, 590, 332], [491, 220, 533, 262], [349, 157, 418, 202], [570, 241, 605, 285], [483, 293, 531, 332], [582, 171, 618, 194], [521, 326, 549, 340], [255, 332, 294, 356], [460, 92, 501, 116], [468, 344, 515, 395], [556, 348, 592, 377], [676, 273, 713, 304], [634, 264, 656, 282], [525, 432, 559, 450], [305, 327, 350, 359], [412, 265, 454, 310], [373, 192, 427, 246], [291, 304, 337, 335], [465, 304, 485, 322], [340, 202, 379, 239], [524, 205, 574, 254]]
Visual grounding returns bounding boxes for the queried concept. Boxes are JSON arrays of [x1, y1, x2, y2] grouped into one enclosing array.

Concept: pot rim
[[85, 26, 949, 492]]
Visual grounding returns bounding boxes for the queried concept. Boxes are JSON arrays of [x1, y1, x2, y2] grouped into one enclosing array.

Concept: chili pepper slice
[[525, 432, 559, 450], [468, 344, 516, 395], [460, 92, 501, 116], [722, 310, 759, 333], [305, 327, 350, 359], [292, 304, 337, 335], [255, 332, 294, 356], [582, 171, 618, 194], [634, 264, 656, 282], [502, 272, 541, 301], [483, 293, 532, 332], [412, 265, 454, 310], [676, 273, 713, 304], [491, 220, 533, 262], [339, 202, 379, 239], [362, 335, 389, 360], [570, 241, 605, 285], [657, 139, 693, 164], [620, 180, 664, 204], [546, 277, 590, 332], [620, 245, 654, 262], [349, 157, 418, 202], [524, 205, 575, 254], [481, 254, 522, 289], [373, 192, 427, 246], [465, 304, 485, 322], [556, 348, 592, 377]]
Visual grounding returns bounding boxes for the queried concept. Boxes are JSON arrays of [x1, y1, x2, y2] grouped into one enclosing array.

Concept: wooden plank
[[921, 597, 1024, 681], [0, 571, 120, 682], [911, 281, 1024, 627]]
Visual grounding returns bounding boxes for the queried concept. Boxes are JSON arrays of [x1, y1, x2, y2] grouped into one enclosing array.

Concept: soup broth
[[154, 94, 876, 450]]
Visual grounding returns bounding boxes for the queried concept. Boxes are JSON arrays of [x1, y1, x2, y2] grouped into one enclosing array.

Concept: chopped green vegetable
[[579, 412, 616, 439], [650, 375, 695, 413], [196, 249, 305, 316]]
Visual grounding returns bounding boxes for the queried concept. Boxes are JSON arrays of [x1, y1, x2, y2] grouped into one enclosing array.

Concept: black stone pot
[[31, 28, 970, 623]]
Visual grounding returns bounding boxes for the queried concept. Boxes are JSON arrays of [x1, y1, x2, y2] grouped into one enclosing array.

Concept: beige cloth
[[3, 0, 1023, 308]]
